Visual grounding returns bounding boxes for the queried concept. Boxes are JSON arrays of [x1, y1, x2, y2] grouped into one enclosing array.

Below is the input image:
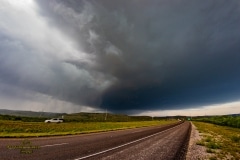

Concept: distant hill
[[0, 109, 185, 122], [0, 109, 171, 122], [228, 113, 240, 117], [0, 109, 65, 118]]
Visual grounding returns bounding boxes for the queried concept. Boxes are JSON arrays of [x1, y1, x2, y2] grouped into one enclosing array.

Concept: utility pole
[[105, 109, 107, 121], [39, 109, 44, 118]]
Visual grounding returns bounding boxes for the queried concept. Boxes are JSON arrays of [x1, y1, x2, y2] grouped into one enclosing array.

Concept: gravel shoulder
[[186, 122, 212, 160]]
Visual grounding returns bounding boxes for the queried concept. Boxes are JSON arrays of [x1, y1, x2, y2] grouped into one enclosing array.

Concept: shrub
[[206, 141, 221, 149], [231, 135, 240, 143]]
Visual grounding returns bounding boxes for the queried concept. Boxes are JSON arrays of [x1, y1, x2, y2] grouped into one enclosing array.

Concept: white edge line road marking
[[74, 122, 184, 160], [41, 143, 69, 148]]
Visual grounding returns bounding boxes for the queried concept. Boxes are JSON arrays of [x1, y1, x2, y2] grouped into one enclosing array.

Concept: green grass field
[[0, 120, 177, 138], [193, 115, 240, 128], [193, 121, 240, 160]]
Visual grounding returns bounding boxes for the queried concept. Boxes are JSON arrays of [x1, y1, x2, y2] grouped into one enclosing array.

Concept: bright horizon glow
[[136, 101, 240, 117]]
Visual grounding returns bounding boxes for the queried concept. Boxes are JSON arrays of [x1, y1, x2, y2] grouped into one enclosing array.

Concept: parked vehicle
[[44, 118, 63, 123]]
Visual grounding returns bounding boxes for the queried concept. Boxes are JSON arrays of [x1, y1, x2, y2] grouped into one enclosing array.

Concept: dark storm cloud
[[1, 0, 240, 113], [34, 0, 240, 112]]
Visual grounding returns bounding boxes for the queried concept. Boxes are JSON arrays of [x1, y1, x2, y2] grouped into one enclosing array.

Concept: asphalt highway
[[0, 121, 191, 160]]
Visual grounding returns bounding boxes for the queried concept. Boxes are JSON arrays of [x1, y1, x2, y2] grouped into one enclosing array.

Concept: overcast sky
[[0, 0, 240, 116]]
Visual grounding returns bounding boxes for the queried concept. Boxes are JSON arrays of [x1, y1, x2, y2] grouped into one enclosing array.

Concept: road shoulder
[[186, 122, 211, 160]]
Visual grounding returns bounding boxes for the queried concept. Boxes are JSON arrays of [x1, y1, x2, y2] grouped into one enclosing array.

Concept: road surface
[[0, 121, 191, 160]]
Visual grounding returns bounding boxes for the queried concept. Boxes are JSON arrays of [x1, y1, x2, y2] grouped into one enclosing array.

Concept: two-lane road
[[0, 121, 191, 160]]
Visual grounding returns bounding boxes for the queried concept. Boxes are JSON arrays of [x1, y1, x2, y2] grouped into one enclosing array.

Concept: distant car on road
[[44, 118, 63, 123]]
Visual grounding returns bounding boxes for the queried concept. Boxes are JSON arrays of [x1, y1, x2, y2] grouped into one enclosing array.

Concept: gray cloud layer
[[1, 0, 240, 113]]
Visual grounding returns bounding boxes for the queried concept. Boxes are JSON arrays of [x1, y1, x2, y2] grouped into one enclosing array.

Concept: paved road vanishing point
[[0, 121, 191, 160]]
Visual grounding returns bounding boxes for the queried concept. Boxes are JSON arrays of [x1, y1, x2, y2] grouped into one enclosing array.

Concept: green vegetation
[[0, 112, 179, 138], [193, 121, 240, 160], [0, 120, 177, 138], [0, 114, 46, 122], [193, 115, 240, 128], [0, 112, 179, 122], [63, 112, 175, 122]]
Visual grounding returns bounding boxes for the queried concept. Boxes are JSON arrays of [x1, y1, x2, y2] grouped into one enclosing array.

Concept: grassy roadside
[[192, 121, 240, 160], [0, 120, 177, 138], [193, 115, 240, 128]]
